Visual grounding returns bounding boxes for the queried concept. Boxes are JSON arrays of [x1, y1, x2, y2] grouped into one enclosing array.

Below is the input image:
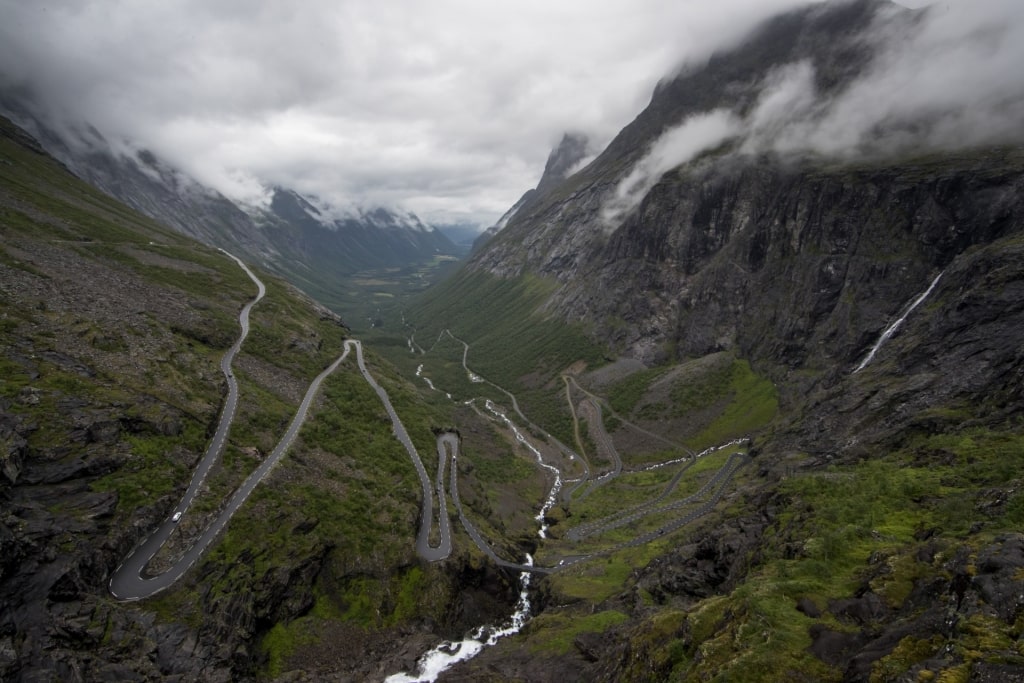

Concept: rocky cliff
[[466, 0, 1021, 386], [421, 1, 1024, 680]]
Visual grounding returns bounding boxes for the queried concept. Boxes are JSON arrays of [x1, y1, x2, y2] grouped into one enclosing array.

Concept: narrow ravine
[[385, 558, 536, 683], [384, 427, 547, 682], [386, 328, 751, 681]]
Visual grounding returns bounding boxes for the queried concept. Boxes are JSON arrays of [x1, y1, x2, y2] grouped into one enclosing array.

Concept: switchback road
[[110, 252, 347, 600]]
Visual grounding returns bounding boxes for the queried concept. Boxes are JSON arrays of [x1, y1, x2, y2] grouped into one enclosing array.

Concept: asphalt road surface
[[109, 252, 347, 600]]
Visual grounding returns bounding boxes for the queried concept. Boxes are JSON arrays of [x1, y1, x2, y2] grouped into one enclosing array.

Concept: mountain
[[0, 94, 459, 317], [254, 187, 458, 291], [535, 132, 593, 195], [5, 0, 1024, 679], [432, 221, 485, 255], [472, 131, 595, 252], [404, 1, 1024, 680], [0, 115, 518, 681]]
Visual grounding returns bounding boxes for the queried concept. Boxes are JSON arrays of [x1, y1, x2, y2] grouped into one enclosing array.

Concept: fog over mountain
[[601, 0, 1024, 226], [758, 0, 1024, 155], [5, 1, 1024, 681], [0, 0, 844, 225]]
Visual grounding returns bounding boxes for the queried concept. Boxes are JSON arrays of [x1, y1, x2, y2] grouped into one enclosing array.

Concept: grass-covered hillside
[[0, 115, 517, 681]]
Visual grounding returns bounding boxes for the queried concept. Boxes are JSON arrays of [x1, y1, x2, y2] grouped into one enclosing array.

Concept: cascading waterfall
[[854, 271, 944, 373], [387, 334, 752, 679], [384, 557, 536, 683], [383, 406, 553, 682], [385, 369, 561, 681]]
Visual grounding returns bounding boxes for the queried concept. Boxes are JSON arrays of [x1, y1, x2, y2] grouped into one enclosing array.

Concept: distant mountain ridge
[[0, 94, 459, 316], [472, 131, 594, 251]]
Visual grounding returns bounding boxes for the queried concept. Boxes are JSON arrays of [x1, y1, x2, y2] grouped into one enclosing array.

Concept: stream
[[384, 338, 564, 681], [384, 558, 535, 683], [387, 325, 749, 680]]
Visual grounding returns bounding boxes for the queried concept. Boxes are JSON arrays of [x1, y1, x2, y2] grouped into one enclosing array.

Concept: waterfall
[[385, 403, 559, 681], [384, 558, 536, 683], [854, 271, 944, 373]]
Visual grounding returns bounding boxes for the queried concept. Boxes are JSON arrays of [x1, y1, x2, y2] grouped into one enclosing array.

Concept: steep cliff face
[[558, 152, 1022, 372], [435, 3, 1024, 680], [471, 0, 893, 275], [466, 0, 1020, 380]]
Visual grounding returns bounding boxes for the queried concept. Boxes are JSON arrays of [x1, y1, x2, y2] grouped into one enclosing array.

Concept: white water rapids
[[385, 368, 562, 680], [484, 400, 564, 538], [384, 557, 535, 683], [416, 364, 451, 399]]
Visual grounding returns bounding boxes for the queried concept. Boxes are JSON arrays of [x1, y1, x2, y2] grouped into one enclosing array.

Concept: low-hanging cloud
[[0, 0, 817, 226], [601, 110, 740, 228], [766, 0, 1024, 156], [602, 0, 1024, 229]]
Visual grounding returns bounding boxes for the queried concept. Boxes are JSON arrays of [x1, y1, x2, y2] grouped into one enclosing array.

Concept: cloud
[[601, 110, 741, 228], [765, 0, 1024, 156], [0, 0, 817, 225], [600, 0, 1024, 229]]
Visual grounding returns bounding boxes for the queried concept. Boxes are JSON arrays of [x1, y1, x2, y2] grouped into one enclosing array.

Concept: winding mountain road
[[110, 251, 348, 600], [346, 338, 452, 561], [444, 433, 552, 574], [412, 330, 751, 573], [112, 264, 752, 601], [568, 450, 748, 543], [574, 398, 622, 500]]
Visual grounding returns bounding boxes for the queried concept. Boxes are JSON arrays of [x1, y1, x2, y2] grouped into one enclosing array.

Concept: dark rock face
[[472, 0, 892, 278], [0, 393, 234, 680], [638, 514, 768, 603], [0, 399, 34, 484], [971, 535, 1024, 625], [477, 147, 1024, 374], [467, 0, 1022, 383], [799, 535, 1024, 682], [536, 133, 592, 196], [775, 230, 1024, 462]]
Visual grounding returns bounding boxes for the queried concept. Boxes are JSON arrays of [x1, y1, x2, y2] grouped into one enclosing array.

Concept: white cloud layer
[[769, 0, 1024, 156], [602, 0, 1024, 228], [0, 0, 815, 225], [601, 110, 741, 228]]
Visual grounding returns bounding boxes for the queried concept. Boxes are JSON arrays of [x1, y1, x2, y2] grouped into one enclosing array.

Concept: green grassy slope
[[0, 115, 494, 680]]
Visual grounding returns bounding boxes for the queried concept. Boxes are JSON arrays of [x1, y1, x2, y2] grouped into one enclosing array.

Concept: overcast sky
[[0, 0, 853, 226]]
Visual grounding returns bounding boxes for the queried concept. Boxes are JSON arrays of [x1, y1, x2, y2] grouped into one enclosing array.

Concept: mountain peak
[[536, 132, 593, 194]]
